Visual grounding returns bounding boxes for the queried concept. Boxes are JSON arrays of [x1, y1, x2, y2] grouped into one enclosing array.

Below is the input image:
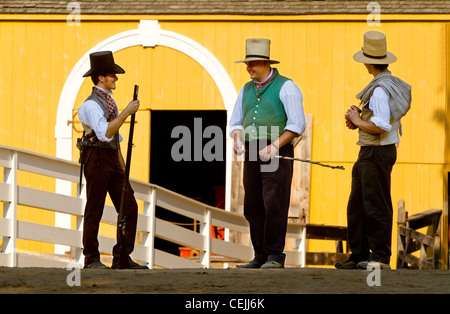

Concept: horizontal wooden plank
[[286, 222, 306, 238], [211, 237, 253, 261], [100, 205, 118, 226], [17, 186, 84, 216], [0, 217, 12, 237], [285, 251, 303, 266], [0, 147, 14, 169], [16, 253, 70, 268], [17, 220, 82, 248], [136, 212, 151, 233], [306, 224, 348, 241], [130, 179, 155, 203], [155, 218, 204, 250], [154, 248, 203, 269], [398, 226, 435, 247], [97, 236, 149, 264], [0, 182, 12, 202], [211, 209, 249, 233], [130, 243, 149, 263], [156, 188, 205, 221], [407, 209, 442, 230], [17, 150, 80, 183]]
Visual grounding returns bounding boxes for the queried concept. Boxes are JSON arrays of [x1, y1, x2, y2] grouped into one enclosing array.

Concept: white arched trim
[[54, 20, 237, 249]]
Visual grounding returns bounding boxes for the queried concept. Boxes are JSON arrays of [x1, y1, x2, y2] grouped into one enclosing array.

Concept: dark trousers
[[347, 144, 397, 264], [82, 147, 138, 265], [243, 140, 294, 264]]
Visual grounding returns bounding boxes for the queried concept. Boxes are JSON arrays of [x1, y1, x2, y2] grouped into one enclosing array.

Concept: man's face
[[364, 63, 375, 75], [245, 60, 269, 82], [99, 73, 118, 91]]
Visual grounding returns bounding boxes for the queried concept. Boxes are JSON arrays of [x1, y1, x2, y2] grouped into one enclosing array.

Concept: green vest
[[242, 68, 290, 141]]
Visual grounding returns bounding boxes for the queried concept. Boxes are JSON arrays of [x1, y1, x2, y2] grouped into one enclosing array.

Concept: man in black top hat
[[78, 51, 146, 269]]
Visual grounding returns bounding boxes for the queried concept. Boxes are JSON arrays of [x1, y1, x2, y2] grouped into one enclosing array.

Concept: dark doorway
[[150, 110, 227, 255]]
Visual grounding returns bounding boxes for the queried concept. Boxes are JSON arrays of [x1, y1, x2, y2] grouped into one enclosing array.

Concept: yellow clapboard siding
[[0, 22, 14, 146], [0, 16, 447, 265]]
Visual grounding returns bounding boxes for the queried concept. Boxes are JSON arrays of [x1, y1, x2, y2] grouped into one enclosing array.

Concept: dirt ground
[[0, 266, 449, 295]]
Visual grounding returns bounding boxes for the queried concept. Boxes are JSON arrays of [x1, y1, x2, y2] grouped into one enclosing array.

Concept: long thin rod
[[274, 155, 345, 170]]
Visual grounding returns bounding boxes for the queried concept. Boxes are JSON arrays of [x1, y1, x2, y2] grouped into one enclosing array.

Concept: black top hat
[[83, 51, 125, 77]]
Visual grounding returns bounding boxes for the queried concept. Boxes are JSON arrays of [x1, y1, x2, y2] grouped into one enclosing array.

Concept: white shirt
[[78, 86, 122, 143], [368, 87, 392, 132], [229, 71, 306, 137]]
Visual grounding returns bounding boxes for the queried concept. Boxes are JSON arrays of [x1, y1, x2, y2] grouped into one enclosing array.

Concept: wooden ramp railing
[[0, 145, 308, 268], [0, 145, 349, 268], [397, 200, 442, 269]]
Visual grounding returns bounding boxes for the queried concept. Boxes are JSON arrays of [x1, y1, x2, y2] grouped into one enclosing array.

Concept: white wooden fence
[[0, 145, 307, 268]]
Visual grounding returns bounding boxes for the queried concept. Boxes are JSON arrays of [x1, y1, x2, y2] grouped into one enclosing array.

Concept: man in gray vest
[[78, 51, 145, 269], [337, 31, 411, 270], [230, 38, 306, 268]]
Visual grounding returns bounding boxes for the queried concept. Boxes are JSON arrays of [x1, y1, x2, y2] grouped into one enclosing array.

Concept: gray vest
[[82, 87, 120, 150]]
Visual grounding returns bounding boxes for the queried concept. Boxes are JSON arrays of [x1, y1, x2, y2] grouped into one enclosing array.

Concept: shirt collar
[[95, 85, 113, 96], [253, 68, 273, 85]]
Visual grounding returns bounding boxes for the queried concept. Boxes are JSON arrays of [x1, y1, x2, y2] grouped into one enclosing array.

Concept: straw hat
[[235, 38, 280, 64], [83, 51, 125, 77], [353, 31, 397, 64]]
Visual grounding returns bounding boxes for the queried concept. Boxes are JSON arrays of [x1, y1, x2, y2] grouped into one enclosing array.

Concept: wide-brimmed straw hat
[[83, 51, 125, 77], [353, 31, 397, 64], [235, 38, 280, 64]]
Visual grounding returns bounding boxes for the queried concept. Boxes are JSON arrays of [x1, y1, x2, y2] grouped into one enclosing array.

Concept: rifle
[[117, 84, 139, 268]]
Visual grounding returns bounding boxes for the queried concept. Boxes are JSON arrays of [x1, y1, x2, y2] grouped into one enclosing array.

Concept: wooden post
[[397, 200, 406, 269], [200, 208, 211, 268], [143, 187, 157, 269], [3, 151, 18, 267], [398, 200, 406, 226]]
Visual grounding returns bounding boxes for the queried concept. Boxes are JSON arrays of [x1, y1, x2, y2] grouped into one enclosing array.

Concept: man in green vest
[[230, 38, 306, 268], [337, 31, 411, 270]]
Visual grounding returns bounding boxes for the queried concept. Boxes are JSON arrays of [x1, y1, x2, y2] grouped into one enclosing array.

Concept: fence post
[[200, 207, 211, 268], [75, 176, 86, 266], [3, 151, 18, 267], [142, 187, 156, 269], [296, 225, 307, 267]]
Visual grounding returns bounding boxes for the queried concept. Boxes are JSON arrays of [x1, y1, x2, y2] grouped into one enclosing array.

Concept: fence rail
[[0, 145, 307, 268]]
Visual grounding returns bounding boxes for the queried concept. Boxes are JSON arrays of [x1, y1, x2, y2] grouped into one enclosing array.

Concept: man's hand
[[124, 100, 140, 117], [234, 138, 245, 156], [232, 130, 245, 156], [105, 100, 140, 139], [345, 117, 358, 130], [345, 105, 361, 130], [345, 105, 386, 135], [259, 143, 278, 160]]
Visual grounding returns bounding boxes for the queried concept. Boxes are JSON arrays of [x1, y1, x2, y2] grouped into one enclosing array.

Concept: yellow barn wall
[[0, 15, 448, 267]]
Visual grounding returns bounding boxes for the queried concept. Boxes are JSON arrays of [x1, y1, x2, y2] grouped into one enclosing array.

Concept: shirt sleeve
[[369, 87, 392, 132], [78, 99, 114, 142], [228, 86, 244, 137], [279, 80, 306, 136]]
